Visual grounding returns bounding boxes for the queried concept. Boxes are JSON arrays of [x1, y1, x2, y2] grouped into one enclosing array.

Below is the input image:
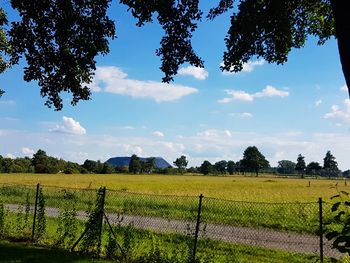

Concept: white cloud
[[1, 128, 350, 170], [5, 153, 15, 159], [22, 147, 35, 157], [217, 97, 233, 104], [50, 116, 87, 135], [254, 86, 289, 98], [122, 126, 135, 130], [229, 112, 253, 118], [152, 131, 164, 137], [123, 145, 144, 156], [222, 59, 265, 75], [219, 85, 289, 103], [315, 99, 322, 107], [324, 99, 350, 123], [340, 85, 348, 92], [90, 66, 198, 102], [224, 90, 254, 102], [0, 100, 15, 105], [197, 129, 232, 140], [178, 66, 208, 80]]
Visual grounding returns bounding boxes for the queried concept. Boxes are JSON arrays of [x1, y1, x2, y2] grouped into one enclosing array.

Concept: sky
[[0, 2, 349, 170]]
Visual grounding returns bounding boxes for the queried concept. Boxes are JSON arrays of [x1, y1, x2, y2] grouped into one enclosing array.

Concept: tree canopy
[[323, 150, 339, 176], [173, 155, 188, 174], [241, 146, 269, 176], [295, 154, 306, 176], [0, 0, 349, 110]]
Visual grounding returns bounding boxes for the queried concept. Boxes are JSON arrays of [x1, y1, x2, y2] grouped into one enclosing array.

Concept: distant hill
[[105, 156, 172, 169]]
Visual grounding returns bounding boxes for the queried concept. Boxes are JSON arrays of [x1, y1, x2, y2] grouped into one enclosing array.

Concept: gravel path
[[6, 204, 341, 258]]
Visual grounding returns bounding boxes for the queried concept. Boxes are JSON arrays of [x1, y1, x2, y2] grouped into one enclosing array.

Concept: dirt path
[[6, 204, 341, 258]]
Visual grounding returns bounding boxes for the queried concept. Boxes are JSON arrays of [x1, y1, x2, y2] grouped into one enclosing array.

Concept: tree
[[241, 146, 269, 176], [227, 160, 235, 175], [199, 160, 213, 175], [173, 155, 188, 174], [214, 160, 227, 175], [82, 159, 98, 173], [323, 150, 340, 177], [306, 162, 322, 176], [146, 157, 156, 173], [277, 160, 296, 175], [129, 154, 141, 174], [32, 149, 49, 173], [0, 1, 348, 110], [295, 154, 306, 177]]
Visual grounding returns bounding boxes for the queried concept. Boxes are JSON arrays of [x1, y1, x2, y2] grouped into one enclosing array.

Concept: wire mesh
[[0, 183, 36, 240], [0, 183, 344, 262], [198, 197, 341, 261]]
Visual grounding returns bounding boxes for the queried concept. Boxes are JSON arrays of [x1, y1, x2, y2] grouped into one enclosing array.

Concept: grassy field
[[0, 173, 347, 202], [0, 213, 335, 263], [0, 173, 346, 234], [0, 174, 344, 262]]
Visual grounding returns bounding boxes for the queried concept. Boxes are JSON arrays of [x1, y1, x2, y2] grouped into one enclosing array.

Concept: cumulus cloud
[[229, 112, 253, 118], [51, 116, 87, 135], [89, 66, 198, 102], [218, 85, 289, 103], [340, 85, 348, 92], [221, 59, 265, 75], [5, 153, 15, 159], [22, 147, 35, 157], [324, 99, 350, 123], [178, 66, 208, 80], [254, 86, 289, 98], [152, 131, 164, 137], [315, 99, 322, 107]]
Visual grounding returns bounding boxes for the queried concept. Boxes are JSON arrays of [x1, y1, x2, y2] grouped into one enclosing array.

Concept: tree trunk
[[331, 0, 350, 96]]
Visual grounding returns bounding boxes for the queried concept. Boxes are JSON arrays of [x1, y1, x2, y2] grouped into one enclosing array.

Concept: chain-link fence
[[0, 183, 343, 262]]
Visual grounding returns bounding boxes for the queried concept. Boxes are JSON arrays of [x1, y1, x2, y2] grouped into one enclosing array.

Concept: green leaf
[[335, 211, 346, 222], [332, 202, 341, 212]]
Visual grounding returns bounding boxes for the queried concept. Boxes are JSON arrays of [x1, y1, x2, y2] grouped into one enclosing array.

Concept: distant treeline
[[0, 147, 349, 177]]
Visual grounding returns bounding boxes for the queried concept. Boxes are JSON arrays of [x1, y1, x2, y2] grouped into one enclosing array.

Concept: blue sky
[[0, 2, 349, 170]]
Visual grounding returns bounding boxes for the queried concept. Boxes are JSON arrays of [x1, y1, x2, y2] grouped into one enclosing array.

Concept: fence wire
[[0, 183, 343, 262]]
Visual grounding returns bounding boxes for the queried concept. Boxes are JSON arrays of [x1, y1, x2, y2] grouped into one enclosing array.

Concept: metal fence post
[[192, 193, 203, 262], [319, 197, 324, 263], [97, 187, 106, 251], [31, 183, 40, 241]]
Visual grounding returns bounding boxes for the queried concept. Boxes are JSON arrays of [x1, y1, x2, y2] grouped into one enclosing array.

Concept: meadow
[[0, 212, 333, 263], [0, 174, 344, 262], [0, 173, 347, 202]]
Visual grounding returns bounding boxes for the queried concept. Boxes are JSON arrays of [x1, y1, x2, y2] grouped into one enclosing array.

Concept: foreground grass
[[0, 240, 112, 263], [0, 212, 337, 263], [0, 173, 347, 202]]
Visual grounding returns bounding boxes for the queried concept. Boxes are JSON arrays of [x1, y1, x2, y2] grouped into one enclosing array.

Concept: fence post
[[97, 187, 106, 251], [319, 197, 324, 263], [192, 193, 203, 262], [31, 183, 40, 241]]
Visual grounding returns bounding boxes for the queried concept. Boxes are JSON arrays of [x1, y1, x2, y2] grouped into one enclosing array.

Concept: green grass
[[0, 211, 337, 263], [0, 240, 112, 263], [0, 173, 347, 201], [0, 175, 338, 233]]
